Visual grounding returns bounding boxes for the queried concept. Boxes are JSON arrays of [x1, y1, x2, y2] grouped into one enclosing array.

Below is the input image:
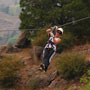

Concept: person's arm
[[46, 26, 58, 36], [46, 29, 52, 36], [53, 38, 61, 45]]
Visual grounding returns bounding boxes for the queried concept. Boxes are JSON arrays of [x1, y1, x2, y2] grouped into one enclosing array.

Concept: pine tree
[[19, 0, 63, 30], [19, 0, 90, 42], [61, 0, 90, 41]]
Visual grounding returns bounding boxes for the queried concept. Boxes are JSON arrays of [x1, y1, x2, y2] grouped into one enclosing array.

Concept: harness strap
[[47, 40, 55, 49]]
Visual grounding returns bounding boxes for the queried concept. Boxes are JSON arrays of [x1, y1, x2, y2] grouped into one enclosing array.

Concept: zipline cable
[[0, 16, 90, 31], [59, 16, 90, 27]]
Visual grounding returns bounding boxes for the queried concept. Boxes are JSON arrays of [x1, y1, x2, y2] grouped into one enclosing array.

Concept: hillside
[[0, 0, 19, 6], [0, 11, 20, 45], [0, 11, 20, 31], [0, 0, 15, 6], [0, 43, 90, 90]]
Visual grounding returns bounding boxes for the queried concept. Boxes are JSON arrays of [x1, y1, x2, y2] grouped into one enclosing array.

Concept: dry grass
[[0, 55, 24, 88]]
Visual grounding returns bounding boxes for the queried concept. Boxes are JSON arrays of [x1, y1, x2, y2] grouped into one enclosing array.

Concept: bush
[[32, 28, 48, 47], [80, 82, 90, 90], [80, 70, 90, 83], [28, 77, 40, 90], [57, 32, 77, 53], [0, 56, 23, 88], [56, 52, 87, 79]]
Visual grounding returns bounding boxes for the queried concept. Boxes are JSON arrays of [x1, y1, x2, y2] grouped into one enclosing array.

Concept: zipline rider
[[40, 26, 64, 72]]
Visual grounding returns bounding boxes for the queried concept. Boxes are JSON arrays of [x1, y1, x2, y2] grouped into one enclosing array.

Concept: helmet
[[57, 28, 64, 35]]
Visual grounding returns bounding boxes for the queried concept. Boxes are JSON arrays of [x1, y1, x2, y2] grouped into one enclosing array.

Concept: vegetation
[[80, 70, 90, 90], [0, 56, 23, 88], [57, 32, 77, 53], [19, 0, 62, 29], [19, 0, 90, 52], [80, 83, 90, 90], [7, 34, 19, 45], [56, 52, 87, 79], [28, 77, 40, 90], [32, 26, 49, 47]]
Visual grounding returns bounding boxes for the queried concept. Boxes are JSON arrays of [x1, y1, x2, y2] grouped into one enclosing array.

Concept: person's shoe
[[39, 64, 45, 71], [39, 67, 43, 71]]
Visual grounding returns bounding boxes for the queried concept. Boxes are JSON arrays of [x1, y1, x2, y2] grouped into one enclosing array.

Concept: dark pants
[[42, 48, 55, 71]]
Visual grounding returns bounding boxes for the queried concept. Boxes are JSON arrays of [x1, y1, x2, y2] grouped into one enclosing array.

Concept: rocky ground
[[0, 43, 90, 90]]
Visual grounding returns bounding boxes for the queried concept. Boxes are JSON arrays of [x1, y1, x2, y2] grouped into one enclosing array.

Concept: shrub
[[28, 77, 40, 90], [56, 52, 87, 79], [80, 70, 90, 83], [80, 82, 90, 90], [0, 56, 23, 88], [32, 28, 48, 47], [57, 32, 77, 53]]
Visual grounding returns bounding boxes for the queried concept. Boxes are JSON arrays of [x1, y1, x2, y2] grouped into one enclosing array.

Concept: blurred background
[[0, 0, 21, 45]]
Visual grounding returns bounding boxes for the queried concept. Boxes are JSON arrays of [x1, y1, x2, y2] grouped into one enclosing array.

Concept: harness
[[47, 37, 55, 49]]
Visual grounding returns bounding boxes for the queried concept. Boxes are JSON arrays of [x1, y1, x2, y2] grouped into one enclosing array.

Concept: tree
[[61, 0, 90, 42], [19, 0, 90, 42], [19, 0, 63, 29]]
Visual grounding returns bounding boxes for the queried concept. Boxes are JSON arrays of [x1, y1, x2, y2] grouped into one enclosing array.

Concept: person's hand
[[53, 26, 58, 30], [50, 26, 58, 31]]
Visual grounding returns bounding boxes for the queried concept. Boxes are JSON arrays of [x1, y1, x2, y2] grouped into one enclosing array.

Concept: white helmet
[[57, 28, 64, 35]]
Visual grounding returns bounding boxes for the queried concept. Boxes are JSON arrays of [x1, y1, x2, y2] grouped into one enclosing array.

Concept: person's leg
[[44, 49, 55, 71], [40, 48, 49, 71], [40, 48, 55, 72], [42, 48, 49, 67], [48, 49, 56, 63]]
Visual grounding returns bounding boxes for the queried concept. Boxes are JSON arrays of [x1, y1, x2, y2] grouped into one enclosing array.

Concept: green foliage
[[28, 77, 40, 90], [80, 70, 90, 84], [68, 86, 73, 90], [19, 0, 62, 29], [80, 77, 89, 83], [7, 34, 19, 45], [62, 0, 90, 43], [80, 82, 90, 90], [32, 28, 48, 47], [19, 0, 90, 44], [0, 56, 23, 88], [56, 52, 87, 79], [57, 32, 77, 53]]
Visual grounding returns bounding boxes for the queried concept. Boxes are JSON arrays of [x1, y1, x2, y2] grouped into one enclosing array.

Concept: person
[[39, 26, 64, 72]]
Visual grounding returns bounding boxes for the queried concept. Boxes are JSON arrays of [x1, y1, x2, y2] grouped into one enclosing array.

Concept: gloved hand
[[50, 26, 58, 31], [54, 26, 58, 30]]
